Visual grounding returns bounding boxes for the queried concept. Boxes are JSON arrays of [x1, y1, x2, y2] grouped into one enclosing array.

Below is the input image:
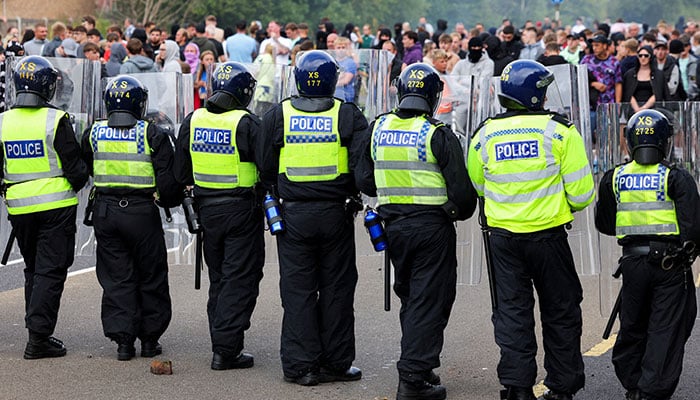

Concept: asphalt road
[[0, 226, 698, 400]]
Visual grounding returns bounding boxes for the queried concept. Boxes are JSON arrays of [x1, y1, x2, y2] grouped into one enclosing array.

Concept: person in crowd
[[622, 45, 668, 114], [383, 40, 403, 83], [106, 42, 127, 77], [537, 42, 568, 66], [120, 39, 158, 74], [42, 22, 67, 58], [0, 56, 88, 359], [451, 36, 493, 135], [468, 60, 594, 400], [260, 21, 292, 66], [619, 39, 639, 76], [519, 27, 543, 60], [654, 41, 685, 100], [81, 75, 180, 361], [174, 62, 265, 371], [333, 37, 358, 103], [355, 62, 477, 400], [401, 31, 422, 70], [157, 40, 182, 73], [595, 109, 700, 400], [194, 50, 216, 109], [499, 25, 523, 60], [225, 20, 257, 63], [23, 23, 48, 56], [258, 50, 366, 387]]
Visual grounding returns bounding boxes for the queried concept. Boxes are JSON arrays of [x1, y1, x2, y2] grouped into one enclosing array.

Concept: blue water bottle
[[263, 193, 285, 235], [364, 208, 387, 251]]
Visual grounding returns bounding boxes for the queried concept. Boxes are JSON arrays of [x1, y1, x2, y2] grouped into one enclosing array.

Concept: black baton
[[1, 230, 15, 265]]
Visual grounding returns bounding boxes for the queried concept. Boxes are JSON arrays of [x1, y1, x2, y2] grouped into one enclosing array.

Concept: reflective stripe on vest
[[371, 113, 448, 206], [613, 162, 679, 238], [89, 120, 156, 189], [189, 108, 257, 189], [279, 100, 348, 182], [0, 107, 77, 215]]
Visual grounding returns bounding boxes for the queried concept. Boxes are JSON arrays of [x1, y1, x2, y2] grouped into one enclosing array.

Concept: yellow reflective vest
[[279, 99, 348, 182], [613, 161, 679, 238], [467, 113, 595, 233], [0, 108, 77, 215], [88, 120, 155, 189], [371, 113, 448, 206], [189, 108, 257, 189]]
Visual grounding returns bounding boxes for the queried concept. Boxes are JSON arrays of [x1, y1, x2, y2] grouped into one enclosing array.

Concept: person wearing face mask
[[450, 36, 493, 135]]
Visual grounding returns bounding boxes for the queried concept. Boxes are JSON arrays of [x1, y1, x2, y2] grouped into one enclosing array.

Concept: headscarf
[[184, 43, 200, 74], [106, 43, 127, 77]]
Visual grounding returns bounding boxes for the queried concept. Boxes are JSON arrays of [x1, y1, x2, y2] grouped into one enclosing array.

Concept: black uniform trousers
[[489, 226, 585, 394], [9, 205, 77, 336], [200, 198, 265, 357], [277, 200, 358, 378], [93, 196, 172, 343], [385, 213, 457, 379], [613, 254, 697, 399]]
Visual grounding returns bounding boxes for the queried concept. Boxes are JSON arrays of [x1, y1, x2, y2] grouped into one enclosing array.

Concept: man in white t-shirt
[[259, 21, 293, 66]]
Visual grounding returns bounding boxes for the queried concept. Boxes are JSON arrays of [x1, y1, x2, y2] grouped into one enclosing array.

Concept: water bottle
[[263, 193, 285, 235], [182, 189, 202, 234], [364, 208, 387, 251]]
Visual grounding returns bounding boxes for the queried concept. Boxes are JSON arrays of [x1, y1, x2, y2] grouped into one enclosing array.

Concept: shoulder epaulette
[[471, 118, 491, 139], [550, 113, 575, 128]]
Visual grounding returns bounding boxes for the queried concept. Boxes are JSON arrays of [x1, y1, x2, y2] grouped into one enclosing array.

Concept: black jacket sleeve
[[669, 167, 700, 244], [354, 119, 377, 197], [54, 113, 89, 192], [148, 124, 183, 207], [257, 105, 283, 192], [174, 113, 194, 187], [594, 168, 617, 236], [431, 125, 477, 220]]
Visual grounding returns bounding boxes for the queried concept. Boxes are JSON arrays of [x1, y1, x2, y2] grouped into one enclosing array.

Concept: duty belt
[[622, 246, 650, 257]]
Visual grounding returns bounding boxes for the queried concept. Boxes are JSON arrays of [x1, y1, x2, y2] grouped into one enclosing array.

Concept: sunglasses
[[638, 54, 651, 58]]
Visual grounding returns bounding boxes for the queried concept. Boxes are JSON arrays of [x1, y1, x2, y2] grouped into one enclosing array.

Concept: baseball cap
[[654, 41, 668, 49], [590, 34, 609, 44], [61, 38, 79, 57]]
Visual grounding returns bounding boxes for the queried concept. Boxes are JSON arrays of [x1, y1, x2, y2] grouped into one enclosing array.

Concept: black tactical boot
[[542, 389, 573, 399], [24, 334, 67, 359], [500, 386, 536, 400], [396, 379, 446, 400]]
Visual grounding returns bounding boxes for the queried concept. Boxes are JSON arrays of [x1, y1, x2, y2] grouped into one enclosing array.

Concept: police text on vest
[[377, 130, 419, 147], [193, 128, 232, 146], [289, 116, 333, 132], [618, 174, 661, 191], [96, 126, 137, 141], [495, 140, 539, 161], [4, 140, 45, 158]]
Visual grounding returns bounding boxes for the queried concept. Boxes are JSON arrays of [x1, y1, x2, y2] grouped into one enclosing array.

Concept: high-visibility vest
[[279, 99, 348, 182], [467, 114, 595, 233], [0, 108, 77, 215], [613, 161, 679, 238], [371, 113, 448, 206], [89, 120, 155, 189], [189, 108, 257, 189]]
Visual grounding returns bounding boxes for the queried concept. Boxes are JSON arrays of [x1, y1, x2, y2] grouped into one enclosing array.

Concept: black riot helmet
[[625, 109, 673, 165], [395, 63, 444, 115], [104, 75, 148, 128], [294, 50, 339, 97], [208, 61, 257, 110], [13, 56, 59, 107]]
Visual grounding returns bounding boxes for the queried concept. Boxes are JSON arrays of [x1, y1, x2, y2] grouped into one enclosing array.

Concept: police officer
[[355, 63, 477, 400], [81, 75, 181, 360], [466, 60, 595, 400], [594, 109, 700, 400], [0, 56, 88, 359], [258, 50, 367, 386], [174, 62, 264, 370]]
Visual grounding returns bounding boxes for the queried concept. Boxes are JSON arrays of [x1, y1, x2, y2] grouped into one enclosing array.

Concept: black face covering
[[468, 48, 483, 63]]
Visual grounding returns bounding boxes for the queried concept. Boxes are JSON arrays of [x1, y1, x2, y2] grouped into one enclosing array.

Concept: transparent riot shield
[[597, 101, 700, 319], [474, 64, 598, 286], [2, 57, 102, 270]]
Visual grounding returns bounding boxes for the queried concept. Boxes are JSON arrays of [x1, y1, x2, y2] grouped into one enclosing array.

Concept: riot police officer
[[81, 75, 181, 360], [0, 56, 88, 359], [355, 63, 477, 400], [258, 50, 367, 386], [466, 60, 595, 400], [595, 109, 700, 400], [174, 62, 264, 370]]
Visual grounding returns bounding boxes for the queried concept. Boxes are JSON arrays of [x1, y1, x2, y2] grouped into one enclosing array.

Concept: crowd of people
[[0, 12, 699, 400]]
